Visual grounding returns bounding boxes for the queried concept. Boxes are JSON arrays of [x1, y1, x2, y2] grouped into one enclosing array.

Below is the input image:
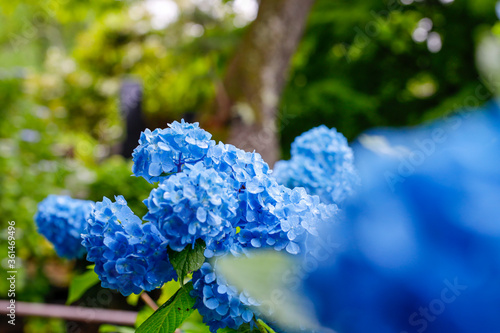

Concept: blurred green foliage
[[0, 2, 244, 331], [1, 0, 499, 332], [87, 156, 155, 218], [279, 0, 500, 155], [24, 2, 242, 140]]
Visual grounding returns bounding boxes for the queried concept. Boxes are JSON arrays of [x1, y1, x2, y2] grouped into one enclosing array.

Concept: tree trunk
[[210, 0, 315, 166]]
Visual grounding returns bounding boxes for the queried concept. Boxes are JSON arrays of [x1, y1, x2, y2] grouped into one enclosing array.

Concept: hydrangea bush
[[35, 119, 343, 333], [34, 104, 500, 333]]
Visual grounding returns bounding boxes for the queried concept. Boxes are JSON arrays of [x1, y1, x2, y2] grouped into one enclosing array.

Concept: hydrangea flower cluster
[[231, 183, 337, 256], [143, 163, 240, 254], [304, 102, 500, 333], [81, 196, 177, 296], [34, 195, 93, 259], [132, 120, 215, 183], [273, 125, 358, 205], [133, 121, 340, 329], [201, 143, 285, 253], [199, 142, 337, 254], [192, 263, 260, 332]]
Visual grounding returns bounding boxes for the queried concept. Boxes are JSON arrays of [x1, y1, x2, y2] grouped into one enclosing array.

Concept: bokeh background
[[1, 0, 500, 332]]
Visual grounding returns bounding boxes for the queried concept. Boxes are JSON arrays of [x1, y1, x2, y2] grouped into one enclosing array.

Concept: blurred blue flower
[[143, 163, 240, 254], [20, 129, 41, 143], [304, 102, 500, 333], [34, 195, 93, 259], [132, 119, 215, 183], [273, 125, 359, 205], [82, 196, 176, 296], [192, 262, 259, 332]]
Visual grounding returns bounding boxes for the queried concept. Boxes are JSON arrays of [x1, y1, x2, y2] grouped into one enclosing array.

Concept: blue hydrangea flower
[[82, 196, 176, 296], [143, 163, 240, 254], [232, 178, 285, 253], [230, 178, 338, 256], [201, 144, 289, 252], [191, 262, 259, 332], [34, 195, 93, 259], [202, 143, 285, 254], [203, 142, 271, 183], [132, 120, 215, 183], [234, 185, 337, 255], [273, 125, 359, 205], [304, 102, 500, 333]]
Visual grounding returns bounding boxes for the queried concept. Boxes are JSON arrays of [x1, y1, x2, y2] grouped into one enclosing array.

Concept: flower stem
[[256, 318, 277, 333], [140, 292, 159, 311]]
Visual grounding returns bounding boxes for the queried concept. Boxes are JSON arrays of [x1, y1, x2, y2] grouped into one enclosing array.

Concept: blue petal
[[285, 241, 300, 254], [204, 297, 220, 310], [148, 163, 162, 177]]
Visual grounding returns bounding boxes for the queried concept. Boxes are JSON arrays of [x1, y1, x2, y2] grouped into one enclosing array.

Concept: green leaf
[[99, 324, 135, 333], [158, 280, 182, 305], [168, 240, 206, 285], [135, 306, 155, 328], [136, 282, 196, 333], [179, 310, 212, 333], [126, 292, 141, 306], [66, 269, 100, 304]]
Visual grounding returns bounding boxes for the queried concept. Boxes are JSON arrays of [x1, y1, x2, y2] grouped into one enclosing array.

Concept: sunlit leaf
[[99, 324, 135, 333]]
